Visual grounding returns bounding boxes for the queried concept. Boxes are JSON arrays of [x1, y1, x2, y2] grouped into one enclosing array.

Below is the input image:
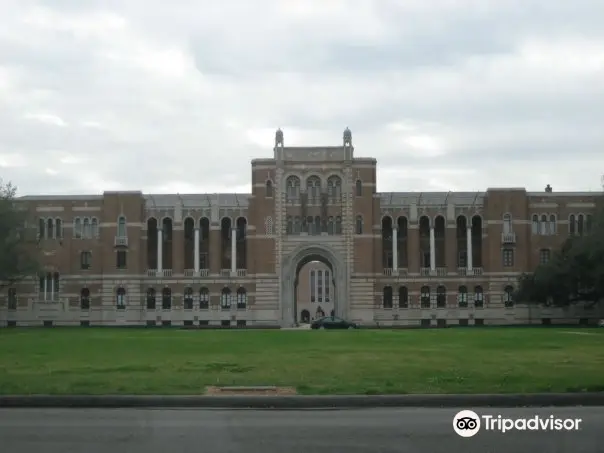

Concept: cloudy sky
[[1, 0, 603, 195]]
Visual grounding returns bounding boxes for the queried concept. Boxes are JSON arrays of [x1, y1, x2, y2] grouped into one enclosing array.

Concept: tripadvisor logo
[[453, 410, 582, 437]]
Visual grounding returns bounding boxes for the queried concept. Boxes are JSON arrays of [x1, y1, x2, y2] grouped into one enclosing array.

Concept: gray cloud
[[1, 0, 603, 195]]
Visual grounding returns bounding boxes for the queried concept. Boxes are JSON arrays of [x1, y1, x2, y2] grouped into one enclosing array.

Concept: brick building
[[1, 128, 602, 327]]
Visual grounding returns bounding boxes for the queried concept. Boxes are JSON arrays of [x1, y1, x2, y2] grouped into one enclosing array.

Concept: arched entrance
[[280, 244, 348, 327]]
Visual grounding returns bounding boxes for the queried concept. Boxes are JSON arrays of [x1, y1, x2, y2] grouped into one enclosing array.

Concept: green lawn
[[0, 327, 603, 395]]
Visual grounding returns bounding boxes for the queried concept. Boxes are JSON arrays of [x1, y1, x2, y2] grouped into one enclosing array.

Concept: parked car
[[311, 316, 358, 330]]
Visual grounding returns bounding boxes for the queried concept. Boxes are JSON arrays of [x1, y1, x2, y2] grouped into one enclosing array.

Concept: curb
[[2, 393, 604, 409]]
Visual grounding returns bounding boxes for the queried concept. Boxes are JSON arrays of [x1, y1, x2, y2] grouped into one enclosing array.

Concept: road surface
[[1, 406, 602, 452]]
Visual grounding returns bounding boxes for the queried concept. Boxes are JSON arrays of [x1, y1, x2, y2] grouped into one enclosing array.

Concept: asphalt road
[[1, 407, 602, 452]]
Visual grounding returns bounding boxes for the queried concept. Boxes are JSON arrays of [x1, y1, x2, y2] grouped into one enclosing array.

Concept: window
[[83, 218, 91, 238], [286, 176, 300, 202], [39, 272, 60, 301], [74, 218, 82, 238], [549, 214, 556, 234], [313, 216, 321, 235], [306, 176, 321, 201], [237, 287, 247, 309], [436, 285, 447, 308], [458, 286, 468, 307], [383, 286, 393, 308], [80, 288, 90, 310], [355, 179, 362, 196], [502, 214, 512, 233], [502, 248, 514, 267], [265, 216, 273, 235], [80, 251, 92, 270], [324, 271, 330, 302], [531, 215, 539, 235], [578, 214, 585, 236], [317, 270, 323, 302], [200, 287, 210, 309], [398, 286, 408, 308], [116, 250, 127, 269], [327, 176, 342, 201], [420, 286, 430, 308], [55, 219, 62, 238], [327, 217, 335, 235], [539, 249, 551, 264], [117, 216, 127, 237], [540, 214, 549, 235], [474, 286, 484, 308], [146, 288, 156, 309], [38, 218, 45, 239], [503, 286, 514, 308], [116, 287, 126, 309], [265, 180, 273, 198], [47, 218, 54, 239], [8, 288, 17, 310], [457, 251, 467, 268], [310, 270, 316, 302], [221, 287, 231, 309], [91, 218, 99, 238], [569, 215, 576, 235], [335, 217, 342, 234], [286, 216, 293, 234], [162, 288, 172, 310], [355, 215, 363, 234], [184, 287, 194, 309]]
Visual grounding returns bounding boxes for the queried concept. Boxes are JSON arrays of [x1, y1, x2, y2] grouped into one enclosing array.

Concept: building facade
[[1, 128, 602, 327]]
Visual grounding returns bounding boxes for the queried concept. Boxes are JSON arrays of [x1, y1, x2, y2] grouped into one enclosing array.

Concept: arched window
[[531, 215, 539, 235], [146, 288, 156, 310], [578, 214, 585, 236], [286, 216, 293, 234], [199, 287, 210, 309], [91, 218, 99, 238], [420, 286, 431, 308], [55, 219, 62, 239], [47, 218, 54, 239], [458, 286, 468, 307], [398, 286, 408, 308], [117, 216, 127, 237], [265, 180, 273, 198], [161, 287, 172, 310], [327, 217, 335, 235], [80, 288, 90, 310], [474, 286, 484, 308], [569, 215, 576, 235], [237, 287, 247, 309], [38, 218, 46, 239], [355, 180, 362, 196], [221, 287, 231, 309], [74, 218, 82, 239], [503, 286, 514, 307], [327, 176, 342, 201], [184, 286, 194, 309], [549, 214, 556, 234], [436, 285, 447, 308], [83, 218, 91, 238], [335, 216, 342, 234], [286, 176, 300, 202], [116, 287, 126, 309], [293, 216, 301, 234], [383, 286, 393, 308], [540, 214, 548, 235], [355, 215, 363, 234]]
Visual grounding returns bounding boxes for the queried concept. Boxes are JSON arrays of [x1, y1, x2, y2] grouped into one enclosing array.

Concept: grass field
[[0, 327, 603, 395]]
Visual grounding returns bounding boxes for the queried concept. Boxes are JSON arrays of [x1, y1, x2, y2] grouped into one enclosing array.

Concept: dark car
[[310, 316, 358, 330]]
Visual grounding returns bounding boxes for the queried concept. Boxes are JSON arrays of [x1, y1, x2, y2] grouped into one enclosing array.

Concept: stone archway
[[280, 244, 348, 327]]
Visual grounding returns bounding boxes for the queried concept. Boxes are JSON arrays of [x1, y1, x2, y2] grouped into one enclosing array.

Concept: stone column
[[392, 227, 398, 272], [157, 228, 163, 272], [466, 226, 473, 271], [429, 227, 436, 271], [194, 227, 200, 273], [230, 228, 237, 274]]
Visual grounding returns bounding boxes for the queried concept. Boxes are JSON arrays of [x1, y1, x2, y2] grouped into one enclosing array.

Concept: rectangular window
[[310, 270, 315, 302], [383, 251, 393, 268], [116, 250, 127, 269], [422, 252, 431, 268], [324, 271, 330, 302], [502, 248, 514, 267], [80, 251, 92, 270], [458, 251, 467, 268], [317, 270, 323, 303]]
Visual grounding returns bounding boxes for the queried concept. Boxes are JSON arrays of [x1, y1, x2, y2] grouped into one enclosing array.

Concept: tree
[[515, 205, 604, 308], [0, 179, 40, 289]]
